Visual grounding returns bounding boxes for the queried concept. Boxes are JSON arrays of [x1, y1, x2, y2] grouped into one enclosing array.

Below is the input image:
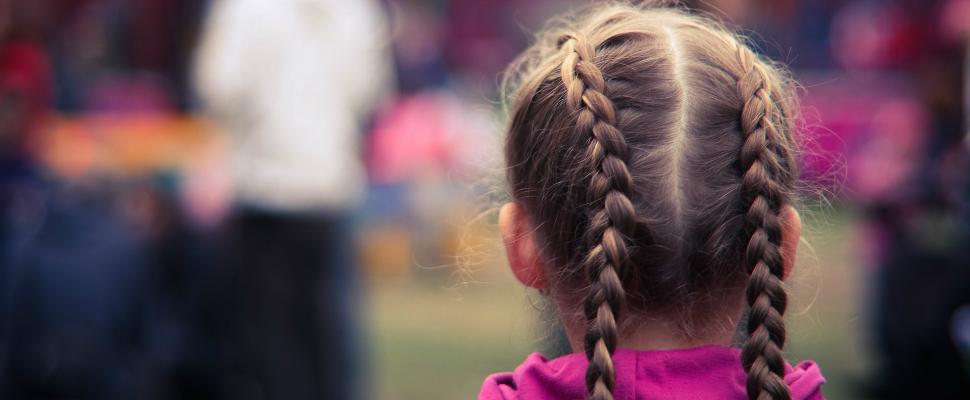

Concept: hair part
[[502, 3, 798, 400]]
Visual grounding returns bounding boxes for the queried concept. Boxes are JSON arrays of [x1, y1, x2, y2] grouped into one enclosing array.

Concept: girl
[[480, 3, 825, 400]]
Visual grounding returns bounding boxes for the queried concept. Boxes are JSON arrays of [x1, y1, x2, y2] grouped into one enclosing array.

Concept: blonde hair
[[502, 3, 798, 399]]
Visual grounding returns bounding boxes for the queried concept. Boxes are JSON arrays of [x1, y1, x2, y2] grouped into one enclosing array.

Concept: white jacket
[[195, 0, 393, 212]]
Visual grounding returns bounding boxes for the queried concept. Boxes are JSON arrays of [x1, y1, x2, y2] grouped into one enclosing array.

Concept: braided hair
[[502, 3, 799, 399], [736, 44, 797, 400], [559, 33, 637, 399]]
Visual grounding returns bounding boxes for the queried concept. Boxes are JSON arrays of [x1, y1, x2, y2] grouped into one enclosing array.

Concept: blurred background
[[0, 0, 968, 399]]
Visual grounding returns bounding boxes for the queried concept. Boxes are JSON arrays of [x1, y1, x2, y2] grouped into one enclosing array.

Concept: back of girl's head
[[502, 2, 798, 400]]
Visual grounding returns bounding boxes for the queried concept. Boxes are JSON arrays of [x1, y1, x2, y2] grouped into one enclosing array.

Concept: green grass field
[[367, 207, 867, 399]]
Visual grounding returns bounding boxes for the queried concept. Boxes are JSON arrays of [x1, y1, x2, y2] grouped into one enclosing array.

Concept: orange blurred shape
[[36, 114, 224, 178], [360, 223, 414, 282]]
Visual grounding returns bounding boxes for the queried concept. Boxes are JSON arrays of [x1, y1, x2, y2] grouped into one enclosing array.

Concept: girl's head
[[497, 3, 802, 400]]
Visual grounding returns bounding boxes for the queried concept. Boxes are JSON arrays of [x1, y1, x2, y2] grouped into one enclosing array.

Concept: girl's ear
[[779, 206, 802, 280], [498, 202, 548, 290]]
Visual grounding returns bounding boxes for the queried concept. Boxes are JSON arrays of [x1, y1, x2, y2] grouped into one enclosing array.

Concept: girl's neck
[[556, 296, 746, 354], [563, 318, 738, 354]]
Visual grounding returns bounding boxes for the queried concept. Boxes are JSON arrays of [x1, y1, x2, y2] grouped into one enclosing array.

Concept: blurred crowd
[[0, 0, 968, 399]]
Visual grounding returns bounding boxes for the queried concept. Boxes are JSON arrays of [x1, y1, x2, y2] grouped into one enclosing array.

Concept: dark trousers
[[223, 210, 362, 400]]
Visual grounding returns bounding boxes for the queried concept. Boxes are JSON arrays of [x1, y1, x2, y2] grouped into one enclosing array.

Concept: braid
[[736, 46, 792, 400], [559, 33, 637, 400]]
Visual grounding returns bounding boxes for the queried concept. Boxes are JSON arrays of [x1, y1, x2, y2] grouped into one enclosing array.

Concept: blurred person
[[0, 4, 149, 397], [194, 1, 393, 399], [0, 3, 55, 390], [838, 0, 970, 397], [1, 1, 222, 399], [481, 3, 824, 400]]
